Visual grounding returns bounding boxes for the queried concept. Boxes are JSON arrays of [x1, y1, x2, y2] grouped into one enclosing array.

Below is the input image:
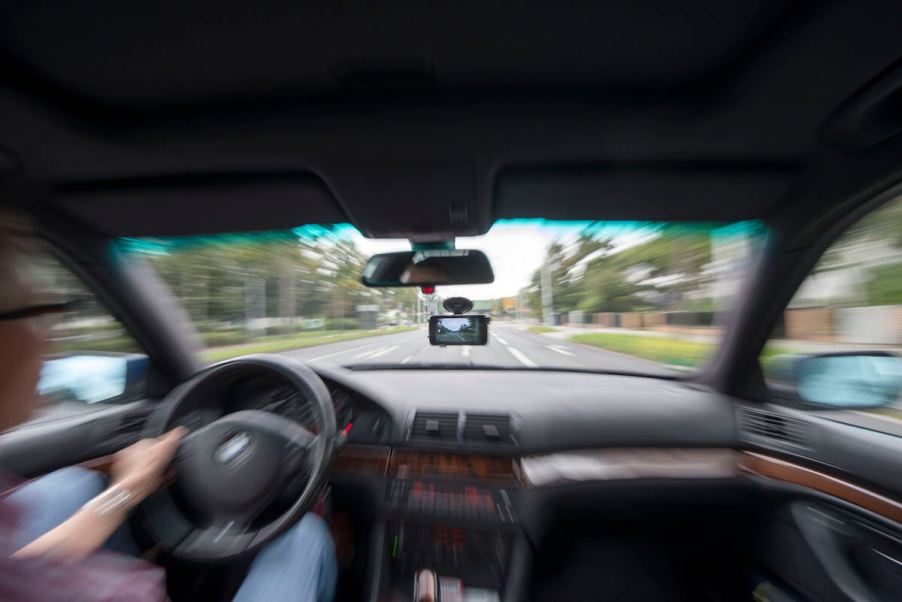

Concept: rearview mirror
[[361, 250, 494, 287], [770, 351, 902, 409]]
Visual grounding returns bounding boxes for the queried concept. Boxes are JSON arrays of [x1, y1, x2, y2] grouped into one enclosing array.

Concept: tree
[[521, 225, 717, 317], [134, 230, 420, 332]]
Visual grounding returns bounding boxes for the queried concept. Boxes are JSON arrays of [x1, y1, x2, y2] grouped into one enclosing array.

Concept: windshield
[[121, 220, 765, 374]]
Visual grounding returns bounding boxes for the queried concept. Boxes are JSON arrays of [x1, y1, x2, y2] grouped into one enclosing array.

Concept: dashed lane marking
[[367, 345, 399, 359], [506, 346, 537, 367], [546, 344, 575, 356]]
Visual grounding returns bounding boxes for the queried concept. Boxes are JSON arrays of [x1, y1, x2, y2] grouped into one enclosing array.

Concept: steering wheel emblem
[[216, 432, 253, 466]]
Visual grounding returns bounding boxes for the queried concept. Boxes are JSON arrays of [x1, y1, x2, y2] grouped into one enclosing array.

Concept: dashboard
[[171, 365, 743, 458], [7, 359, 899, 602], [169, 363, 900, 507], [175, 374, 391, 444], [313, 365, 738, 452], [307, 366, 902, 602]]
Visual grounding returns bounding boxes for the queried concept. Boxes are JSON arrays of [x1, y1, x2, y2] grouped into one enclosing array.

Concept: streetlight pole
[[541, 257, 554, 326]]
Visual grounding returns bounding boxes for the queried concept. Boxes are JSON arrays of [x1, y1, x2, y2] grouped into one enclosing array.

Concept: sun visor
[[325, 162, 479, 242], [51, 173, 347, 237], [494, 163, 800, 222]]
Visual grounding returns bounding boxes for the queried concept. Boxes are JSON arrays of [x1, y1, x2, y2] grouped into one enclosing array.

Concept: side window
[[761, 195, 902, 432], [33, 253, 146, 414]]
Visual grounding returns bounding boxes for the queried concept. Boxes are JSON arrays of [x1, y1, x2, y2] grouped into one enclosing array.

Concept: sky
[[346, 220, 655, 299], [130, 220, 754, 301], [348, 222, 555, 298], [126, 219, 650, 299]]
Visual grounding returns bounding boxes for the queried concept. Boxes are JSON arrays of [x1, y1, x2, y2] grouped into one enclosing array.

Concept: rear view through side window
[[762, 195, 902, 433]]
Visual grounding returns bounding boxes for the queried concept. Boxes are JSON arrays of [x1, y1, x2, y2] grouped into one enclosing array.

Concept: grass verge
[[570, 332, 711, 367], [528, 325, 558, 334], [868, 407, 902, 420], [570, 332, 792, 369], [200, 326, 417, 363]]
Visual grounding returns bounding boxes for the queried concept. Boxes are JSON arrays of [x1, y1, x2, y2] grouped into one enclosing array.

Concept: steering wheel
[[135, 354, 336, 562]]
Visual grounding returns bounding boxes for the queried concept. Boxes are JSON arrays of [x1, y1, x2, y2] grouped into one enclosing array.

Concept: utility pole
[[541, 257, 554, 326], [517, 289, 524, 320]]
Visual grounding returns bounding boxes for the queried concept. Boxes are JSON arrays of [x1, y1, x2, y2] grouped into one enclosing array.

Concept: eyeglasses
[[0, 301, 76, 322]]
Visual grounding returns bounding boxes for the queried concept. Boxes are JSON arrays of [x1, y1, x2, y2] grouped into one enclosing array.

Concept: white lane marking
[[492, 333, 509, 346], [308, 343, 377, 361], [506, 346, 537, 367], [401, 356, 413, 364], [546, 344, 575, 356], [367, 345, 399, 359], [355, 346, 388, 359], [461, 346, 470, 357]]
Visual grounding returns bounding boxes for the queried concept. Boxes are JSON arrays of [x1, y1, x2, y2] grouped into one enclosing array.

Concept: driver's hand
[[111, 427, 187, 502]]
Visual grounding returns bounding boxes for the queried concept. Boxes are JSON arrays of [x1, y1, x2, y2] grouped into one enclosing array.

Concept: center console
[[381, 451, 522, 601]]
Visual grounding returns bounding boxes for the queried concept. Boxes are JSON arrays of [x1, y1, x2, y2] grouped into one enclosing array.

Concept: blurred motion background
[[36, 197, 901, 421]]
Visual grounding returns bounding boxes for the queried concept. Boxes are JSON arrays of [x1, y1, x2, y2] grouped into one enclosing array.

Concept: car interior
[[0, 2, 901, 601]]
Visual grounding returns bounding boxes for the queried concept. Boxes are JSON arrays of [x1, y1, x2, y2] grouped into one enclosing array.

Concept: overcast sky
[[346, 221, 654, 299]]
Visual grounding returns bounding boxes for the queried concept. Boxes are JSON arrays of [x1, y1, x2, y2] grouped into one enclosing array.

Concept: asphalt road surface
[[280, 323, 669, 374], [278, 326, 902, 435]]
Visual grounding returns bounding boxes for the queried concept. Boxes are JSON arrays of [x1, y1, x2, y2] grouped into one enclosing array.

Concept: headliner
[[0, 1, 901, 239]]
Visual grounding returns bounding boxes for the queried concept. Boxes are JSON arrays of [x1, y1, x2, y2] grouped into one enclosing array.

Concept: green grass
[[571, 332, 793, 369], [869, 408, 902, 420], [54, 336, 140, 354], [200, 326, 417, 363], [528, 325, 559, 334], [570, 332, 711, 367]]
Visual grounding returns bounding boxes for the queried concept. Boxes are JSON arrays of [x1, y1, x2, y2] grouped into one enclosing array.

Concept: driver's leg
[[6, 466, 140, 555], [234, 513, 337, 602]]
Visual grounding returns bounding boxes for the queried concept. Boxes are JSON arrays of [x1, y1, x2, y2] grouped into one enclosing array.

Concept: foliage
[[53, 336, 141, 355], [129, 231, 420, 337], [520, 224, 722, 318], [865, 262, 902, 305], [325, 317, 359, 330], [818, 197, 902, 272], [199, 330, 247, 347], [675, 297, 717, 313]]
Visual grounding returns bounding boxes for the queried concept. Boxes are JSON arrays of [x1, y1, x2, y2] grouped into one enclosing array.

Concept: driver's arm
[[14, 428, 185, 561]]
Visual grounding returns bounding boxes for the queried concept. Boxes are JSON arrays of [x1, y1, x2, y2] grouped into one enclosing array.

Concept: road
[[279, 323, 670, 373], [277, 325, 902, 435]]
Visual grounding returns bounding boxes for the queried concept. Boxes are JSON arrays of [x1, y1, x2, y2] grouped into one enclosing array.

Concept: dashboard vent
[[464, 413, 515, 446], [410, 411, 459, 441], [739, 407, 809, 447]]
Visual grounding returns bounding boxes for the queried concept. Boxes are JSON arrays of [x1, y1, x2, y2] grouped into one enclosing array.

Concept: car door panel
[[0, 400, 154, 477], [756, 501, 902, 602], [738, 403, 902, 601]]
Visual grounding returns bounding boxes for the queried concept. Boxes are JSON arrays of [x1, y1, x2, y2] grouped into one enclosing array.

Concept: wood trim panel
[[388, 450, 516, 482], [740, 451, 902, 523], [330, 444, 391, 475], [75, 449, 902, 524]]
